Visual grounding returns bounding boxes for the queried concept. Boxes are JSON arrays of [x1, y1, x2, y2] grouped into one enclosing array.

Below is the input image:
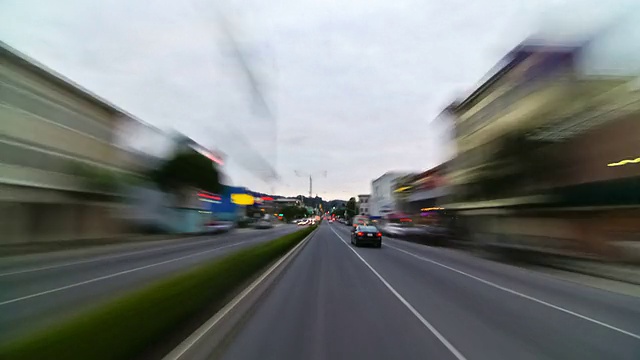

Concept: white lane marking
[[385, 243, 640, 341], [0, 236, 218, 277], [0, 242, 251, 306], [164, 229, 315, 360], [0, 227, 289, 277], [329, 226, 467, 360]]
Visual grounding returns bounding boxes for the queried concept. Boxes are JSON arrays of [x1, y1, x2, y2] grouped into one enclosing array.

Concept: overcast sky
[[0, 0, 632, 199]]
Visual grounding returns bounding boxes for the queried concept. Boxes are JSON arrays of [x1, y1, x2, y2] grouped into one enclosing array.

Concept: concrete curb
[[162, 227, 318, 360]]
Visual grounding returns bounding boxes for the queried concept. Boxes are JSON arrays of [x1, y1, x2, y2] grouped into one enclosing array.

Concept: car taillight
[[357, 232, 363, 236], [377, 232, 382, 237]]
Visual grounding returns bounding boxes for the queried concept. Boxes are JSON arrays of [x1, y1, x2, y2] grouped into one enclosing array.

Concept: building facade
[[441, 33, 640, 260], [370, 172, 411, 218], [357, 194, 370, 216], [1, 42, 142, 243], [394, 165, 449, 214]]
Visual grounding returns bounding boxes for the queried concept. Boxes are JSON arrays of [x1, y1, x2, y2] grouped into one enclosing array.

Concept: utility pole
[[295, 170, 326, 202]]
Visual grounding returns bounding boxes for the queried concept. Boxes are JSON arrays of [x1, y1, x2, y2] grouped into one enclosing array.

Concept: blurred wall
[[0, 43, 140, 243]]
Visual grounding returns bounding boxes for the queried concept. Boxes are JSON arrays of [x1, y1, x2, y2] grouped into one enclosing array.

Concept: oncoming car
[[351, 225, 382, 248]]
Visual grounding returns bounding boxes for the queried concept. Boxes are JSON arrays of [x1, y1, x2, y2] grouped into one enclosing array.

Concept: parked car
[[381, 222, 412, 237]]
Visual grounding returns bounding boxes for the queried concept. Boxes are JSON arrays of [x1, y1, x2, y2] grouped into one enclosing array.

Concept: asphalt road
[[219, 222, 640, 360], [0, 225, 300, 344]]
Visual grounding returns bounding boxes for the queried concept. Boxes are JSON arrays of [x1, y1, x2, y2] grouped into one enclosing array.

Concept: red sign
[[198, 192, 221, 201]]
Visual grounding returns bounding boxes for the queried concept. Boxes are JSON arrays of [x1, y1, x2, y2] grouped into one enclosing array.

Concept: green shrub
[[0, 226, 316, 360]]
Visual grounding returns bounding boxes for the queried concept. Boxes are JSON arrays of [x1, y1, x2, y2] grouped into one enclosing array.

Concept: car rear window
[[360, 226, 378, 232]]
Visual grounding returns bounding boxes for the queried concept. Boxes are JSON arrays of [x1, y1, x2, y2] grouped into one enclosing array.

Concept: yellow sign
[[421, 207, 444, 212], [394, 186, 412, 193], [607, 157, 640, 167], [231, 193, 254, 205]]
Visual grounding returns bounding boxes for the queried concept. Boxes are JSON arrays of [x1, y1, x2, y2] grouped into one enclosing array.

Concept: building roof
[[1, 41, 132, 118], [371, 171, 414, 184], [451, 43, 579, 112]]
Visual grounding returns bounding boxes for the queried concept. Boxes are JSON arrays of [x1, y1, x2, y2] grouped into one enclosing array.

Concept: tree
[[330, 207, 346, 217], [346, 197, 357, 220], [151, 148, 221, 196], [71, 163, 147, 200], [281, 206, 307, 221]]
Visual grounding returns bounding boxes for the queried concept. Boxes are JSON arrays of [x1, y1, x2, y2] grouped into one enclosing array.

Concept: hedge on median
[[0, 226, 316, 360]]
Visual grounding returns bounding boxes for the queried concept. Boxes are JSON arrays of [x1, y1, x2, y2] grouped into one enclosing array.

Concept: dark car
[[351, 225, 382, 248], [254, 219, 273, 229]]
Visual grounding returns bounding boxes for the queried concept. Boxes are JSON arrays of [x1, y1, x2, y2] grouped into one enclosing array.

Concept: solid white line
[[0, 226, 287, 277], [384, 243, 640, 341], [329, 226, 467, 360], [0, 242, 250, 306], [0, 236, 220, 277], [164, 229, 315, 360]]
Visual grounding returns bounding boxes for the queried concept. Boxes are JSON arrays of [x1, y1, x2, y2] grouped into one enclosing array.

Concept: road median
[[164, 224, 317, 360], [0, 226, 317, 360]]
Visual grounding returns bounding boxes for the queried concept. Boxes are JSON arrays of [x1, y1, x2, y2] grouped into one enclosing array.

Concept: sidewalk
[[540, 257, 640, 286], [444, 239, 640, 287]]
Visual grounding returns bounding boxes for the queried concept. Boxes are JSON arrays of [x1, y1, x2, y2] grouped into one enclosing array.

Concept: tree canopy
[[152, 148, 221, 194], [346, 197, 357, 220], [281, 206, 308, 221]]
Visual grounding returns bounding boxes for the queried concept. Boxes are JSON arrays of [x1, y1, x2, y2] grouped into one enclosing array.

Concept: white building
[[357, 194, 370, 216], [370, 172, 411, 218]]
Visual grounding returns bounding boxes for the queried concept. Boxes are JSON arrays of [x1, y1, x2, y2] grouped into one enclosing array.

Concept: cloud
[[2, 0, 633, 199]]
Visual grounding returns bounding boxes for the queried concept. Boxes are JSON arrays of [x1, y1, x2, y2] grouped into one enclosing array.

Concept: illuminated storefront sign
[[231, 193, 255, 205], [198, 192, 221, 204], [607, 157, 640, 167], [420, 207, 444, 212]]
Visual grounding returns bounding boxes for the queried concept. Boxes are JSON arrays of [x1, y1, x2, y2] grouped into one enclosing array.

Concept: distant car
[[298, 219, 310, 226], [352, 215, 370, 229], [255, 219, 273, 229], [351, 225, 382, 248]]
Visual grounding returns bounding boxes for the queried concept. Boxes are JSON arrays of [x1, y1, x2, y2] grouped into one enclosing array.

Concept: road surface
[[219, 222, 640, 360], [0, 225, 299, 344]]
